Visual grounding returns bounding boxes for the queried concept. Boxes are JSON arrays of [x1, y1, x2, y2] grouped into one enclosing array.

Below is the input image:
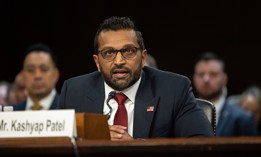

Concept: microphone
[[105, 91, 116, 119]]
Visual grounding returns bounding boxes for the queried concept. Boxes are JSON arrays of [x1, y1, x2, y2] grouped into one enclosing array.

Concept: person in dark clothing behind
[[193, 52, 257, 136]]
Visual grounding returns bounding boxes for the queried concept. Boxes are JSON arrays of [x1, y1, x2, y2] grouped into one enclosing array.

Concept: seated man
[[58, 16, 214, 140], [193, 52, 257, 136], [13, 43, 60, 111]]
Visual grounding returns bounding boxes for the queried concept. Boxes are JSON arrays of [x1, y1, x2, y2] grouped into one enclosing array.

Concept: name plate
[[0, 109, 76, 138]]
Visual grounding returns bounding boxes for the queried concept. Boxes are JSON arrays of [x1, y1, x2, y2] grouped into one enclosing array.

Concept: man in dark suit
[[13, 43, 60, 111], [193, 52, 257, 136], [59, 16, 214, 140]]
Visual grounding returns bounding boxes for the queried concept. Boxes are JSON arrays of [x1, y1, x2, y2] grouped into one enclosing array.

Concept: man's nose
[[113, 52, 126, 64], [203, 74, 210, 82]]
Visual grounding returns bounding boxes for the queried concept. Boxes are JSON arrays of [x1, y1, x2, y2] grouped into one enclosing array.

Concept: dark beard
[[100, 64, 142, 91]]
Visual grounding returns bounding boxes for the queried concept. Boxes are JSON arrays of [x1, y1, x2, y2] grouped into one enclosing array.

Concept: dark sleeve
[[57, 80, 68, 109], [174, 78, 214, 137]]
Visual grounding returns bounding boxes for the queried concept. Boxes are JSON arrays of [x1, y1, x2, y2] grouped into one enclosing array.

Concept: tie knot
[[114, 93, 127, 106], [31, 103, 43, 110]]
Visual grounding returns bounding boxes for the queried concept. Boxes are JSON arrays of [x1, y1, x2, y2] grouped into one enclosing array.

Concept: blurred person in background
[[144, 54, 158, 69], [13, 43, 60, 111], [8, 71, 27, 105], [0, 81, 11, 106], [240, 86, 261, 135], [193, 52, 257, 136]]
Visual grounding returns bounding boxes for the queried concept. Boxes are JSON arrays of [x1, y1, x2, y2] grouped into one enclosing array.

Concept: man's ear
[[93, 54, 101, 72], [141, 49, 147, 68]]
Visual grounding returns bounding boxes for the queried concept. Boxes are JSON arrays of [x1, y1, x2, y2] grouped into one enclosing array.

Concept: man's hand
[[109, 125, 133, 141]]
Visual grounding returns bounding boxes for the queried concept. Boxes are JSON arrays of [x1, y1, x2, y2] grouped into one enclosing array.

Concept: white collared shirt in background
[[26, 89, 57, 111], [212, 87, 227, 125]]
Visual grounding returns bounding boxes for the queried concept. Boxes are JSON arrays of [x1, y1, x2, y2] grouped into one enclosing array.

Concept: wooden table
[[2, 137, 260, 156]]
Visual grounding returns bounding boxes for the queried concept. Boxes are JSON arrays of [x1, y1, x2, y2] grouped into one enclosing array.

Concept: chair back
[[196, 98, 216, 135]]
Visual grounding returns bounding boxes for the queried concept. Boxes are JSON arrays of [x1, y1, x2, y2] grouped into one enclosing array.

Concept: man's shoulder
[[61, 71, 102, 93], [143, 66, 190, 83], [66, 71, 100, 83]]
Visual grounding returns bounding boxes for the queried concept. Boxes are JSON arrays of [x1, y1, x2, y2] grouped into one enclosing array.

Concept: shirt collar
[[26, 89, 56, 110], [212, 87, 227, 115]]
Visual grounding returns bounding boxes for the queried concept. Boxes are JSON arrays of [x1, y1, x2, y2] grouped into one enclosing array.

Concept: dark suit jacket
[[216, 100, 257, 136], [59, 67, 214, 138], [13, 93, 59, 111]]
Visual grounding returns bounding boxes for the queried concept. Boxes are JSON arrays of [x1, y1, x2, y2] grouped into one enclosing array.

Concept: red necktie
[[114, 93, 128, 130], [31, 103, 43, 110]]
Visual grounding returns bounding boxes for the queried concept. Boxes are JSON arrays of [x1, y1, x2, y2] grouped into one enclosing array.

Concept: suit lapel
[[82, 77, 105, 114], [133, 97, 159, 138], [133, 71, 159, 138], [216, 102, 230, 135]]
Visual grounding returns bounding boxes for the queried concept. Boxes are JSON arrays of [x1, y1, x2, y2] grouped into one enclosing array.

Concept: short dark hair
[[93, 16, 145, 54], [23, 43, 58, 68], [195, 52, 225, 72]]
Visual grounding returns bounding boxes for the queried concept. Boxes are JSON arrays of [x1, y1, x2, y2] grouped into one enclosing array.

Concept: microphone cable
[[105, 91, 116, 119], [70, 137, 80, 157]]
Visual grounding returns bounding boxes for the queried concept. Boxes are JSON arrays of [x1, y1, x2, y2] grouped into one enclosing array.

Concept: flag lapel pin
[[146, 106, 154, 112]]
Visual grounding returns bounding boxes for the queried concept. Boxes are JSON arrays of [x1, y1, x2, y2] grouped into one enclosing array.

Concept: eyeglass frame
[[97, 46, 141, 61]]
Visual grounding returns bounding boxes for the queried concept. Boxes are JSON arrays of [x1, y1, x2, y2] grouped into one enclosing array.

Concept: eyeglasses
[[98, 46, 140, 61]]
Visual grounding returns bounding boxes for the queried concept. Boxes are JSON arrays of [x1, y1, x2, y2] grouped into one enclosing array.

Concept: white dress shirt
[[103, 77, 142, 137], [212, 87, 227, 125]]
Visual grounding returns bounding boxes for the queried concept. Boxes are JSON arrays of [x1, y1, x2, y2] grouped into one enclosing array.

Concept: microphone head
[[108, 91, 116, 98]]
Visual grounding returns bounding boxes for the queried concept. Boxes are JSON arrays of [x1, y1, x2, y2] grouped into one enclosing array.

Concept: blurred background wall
[[1, 0, 261, 95]]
